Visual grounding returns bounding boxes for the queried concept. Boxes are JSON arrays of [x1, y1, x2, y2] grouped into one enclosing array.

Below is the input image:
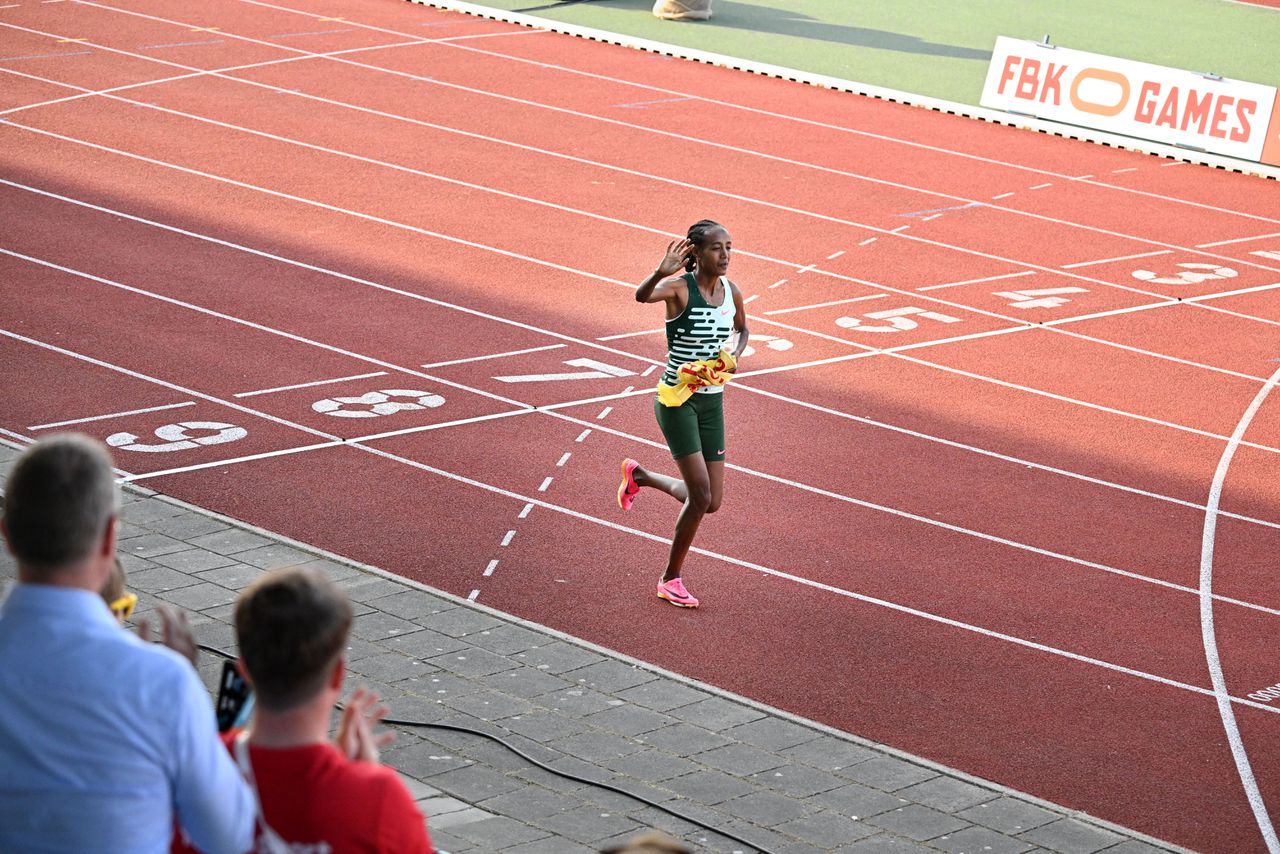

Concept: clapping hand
[[337, 687, 395, 764]]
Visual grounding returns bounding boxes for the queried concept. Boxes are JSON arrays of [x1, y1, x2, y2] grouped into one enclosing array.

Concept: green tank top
[[662, 273, 736, 391]]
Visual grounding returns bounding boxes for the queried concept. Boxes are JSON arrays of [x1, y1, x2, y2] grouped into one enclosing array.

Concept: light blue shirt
[[0, 583, 255, 854]]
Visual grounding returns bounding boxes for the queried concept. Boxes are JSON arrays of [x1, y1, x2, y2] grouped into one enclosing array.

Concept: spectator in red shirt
[[177, 566, 435, 854]]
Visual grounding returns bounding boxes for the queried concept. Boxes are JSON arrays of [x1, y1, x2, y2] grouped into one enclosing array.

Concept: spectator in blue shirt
[[0, 433, 254, 854]]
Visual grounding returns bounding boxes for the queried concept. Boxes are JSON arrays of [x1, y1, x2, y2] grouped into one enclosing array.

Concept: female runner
[[617, 220, 749, 608]]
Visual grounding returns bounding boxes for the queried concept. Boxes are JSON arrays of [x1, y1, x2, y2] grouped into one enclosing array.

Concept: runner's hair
[[684, 219, 724, 272]]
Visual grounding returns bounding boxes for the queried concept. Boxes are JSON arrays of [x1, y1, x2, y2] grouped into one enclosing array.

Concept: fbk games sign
[[981, 36, 1280, 167]]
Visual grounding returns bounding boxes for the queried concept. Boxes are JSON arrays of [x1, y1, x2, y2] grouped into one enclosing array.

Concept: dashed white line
[[596, 406, 613, 419], [890, 225, 910, 233], [1072, 174, 1094, 180], [518, 502, 534, 519], [858, 237, 877, 246], [29, 400, 195, 430], [500, 531, 515, 547], [744, 294, 759, 303], [484, 559, 500, 576], [992, 192, 1015, 200], [1030, 183, 1053, 190], [597, 327, 662, 341], [1060, 249, 1172, 270], [556, 452, 571, 467], [1112, 167, 1139, 174], [538, 476, 554, 491], [768, 279, 788, 289], [796, 264, 818, 274], [233, 370, 387, 397], [622, 385, 634, 394], [641, 365, 658, 377], [574, 429, 591, 443], [826, 250, 845, 260], [921, 214, 943, 222], [467, 589, 480, 602]]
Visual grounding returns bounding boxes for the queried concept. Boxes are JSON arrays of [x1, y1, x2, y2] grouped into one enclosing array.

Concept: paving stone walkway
[[0, 444, 1187, 854]]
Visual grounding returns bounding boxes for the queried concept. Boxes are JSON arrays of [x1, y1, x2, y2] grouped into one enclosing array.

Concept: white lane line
[[0, 37, 437, 117], [921, 213, 942, 222], [31, 3, 1280, 263], [29, 400, 194, 430], [233, 370, 387, 397], [763, 294, 888, 316], [537, 476, 553, 491], [0, 329, 340, 441], [1111, 167, 1138, 174], [596, 406, 613, 419], [1060, 249, 1172, 270], [1197, 232, 1280, 249], [827, 251, 844, 260], [10, 48, 1280, 324], [641, 365, 658, 376], [796, 264, 818, 274], [574, 429, 591, 443], [1030, 183, 1053, 190], [597, 328, 663, 341], [720, 383, 1280, 532], [541, 405, 1280, 614], [1191, 299, 1280, 330], [893, 352, 1280, 456], [467, 589, 480, 602], [117, 440, 343, 483], [858, 237, 877, 246], [0, 427, 33, 443], [0, 179, 668, 372], [0, 250, 539, 413], [991, 192, 1015, 200], [917, 270, 1033, 292], [768, 279, 788, 289], [1071, 174, 1094, 181], [1199, 365, 1280, 853], [420, 343, 565, 368], [1162, 161, 1187, 167], [352, 441, 1280, 712], [890, 225, 910, 233], [435, 28, 550, 43], [518, 502, 534, 519], [484, 558, 499, 575], [743, 294, 759, 303], [500, 531, 515, 547], [556, 452, 571, 467], [8, 184, 1276, 528], [238, 0, 1280, 227]]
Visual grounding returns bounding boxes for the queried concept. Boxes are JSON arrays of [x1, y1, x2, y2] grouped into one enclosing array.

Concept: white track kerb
[[1199, 364, 1280, 854], [407, 0, 1280, 182]]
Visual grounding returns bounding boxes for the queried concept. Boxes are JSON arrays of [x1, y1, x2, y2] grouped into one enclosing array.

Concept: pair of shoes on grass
[[618, 459, 700, 608]]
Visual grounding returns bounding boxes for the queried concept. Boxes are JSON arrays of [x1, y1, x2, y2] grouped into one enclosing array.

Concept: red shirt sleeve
[[375, 770, 435, 854]]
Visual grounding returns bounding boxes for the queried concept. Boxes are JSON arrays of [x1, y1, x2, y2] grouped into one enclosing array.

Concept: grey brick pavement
[[0, 444, 1188, 853]]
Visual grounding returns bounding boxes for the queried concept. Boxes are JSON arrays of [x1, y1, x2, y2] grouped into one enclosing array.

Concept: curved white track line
[[1199, 364, 1280, 853]]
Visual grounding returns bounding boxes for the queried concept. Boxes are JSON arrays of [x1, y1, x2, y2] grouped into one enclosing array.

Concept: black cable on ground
[[197, 643, 776, 854]]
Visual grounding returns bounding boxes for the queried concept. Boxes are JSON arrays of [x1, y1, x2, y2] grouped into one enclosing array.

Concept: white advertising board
[[981, 36, 1280, 166]]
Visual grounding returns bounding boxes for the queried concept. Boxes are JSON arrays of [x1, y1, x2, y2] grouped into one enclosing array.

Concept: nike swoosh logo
[[717, 449, 726, 455]]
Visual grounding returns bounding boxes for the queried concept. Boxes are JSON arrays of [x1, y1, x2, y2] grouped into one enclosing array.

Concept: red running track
[[2, 1, 1280, 850]]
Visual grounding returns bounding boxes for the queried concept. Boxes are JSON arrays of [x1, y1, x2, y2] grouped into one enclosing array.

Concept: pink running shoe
[[617, 458, 641, 511], [657, 577, 699, 608]]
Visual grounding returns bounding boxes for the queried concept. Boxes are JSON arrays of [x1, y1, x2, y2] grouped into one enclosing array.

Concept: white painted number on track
[[835, 306, 961, 333], [1131, 263, 1238, 286], [741, 334, 793, 358], [494, 357, 637, 383], [107, 421, 247, 453], [993, 287, 1090, 309], [312, 389, 445, 419]]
